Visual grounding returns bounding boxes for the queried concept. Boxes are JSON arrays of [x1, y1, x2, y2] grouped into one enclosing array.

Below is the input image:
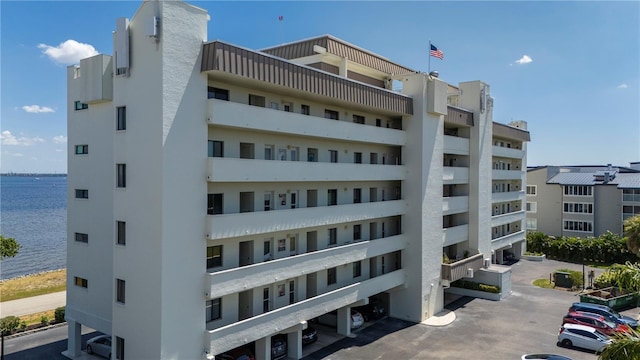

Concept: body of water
[[1, 175, 67, 279]]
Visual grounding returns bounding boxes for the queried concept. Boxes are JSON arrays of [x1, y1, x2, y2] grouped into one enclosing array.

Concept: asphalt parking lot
[[303, 259, 638, 360]]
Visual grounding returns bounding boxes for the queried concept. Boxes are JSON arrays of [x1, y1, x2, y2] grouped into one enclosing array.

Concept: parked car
[[316, 309, 364, 329], [86, 334, 111, 359], [355, 299, 386, 321], [302, 325, 318, 345], [569, 302, 638, 329], [557, 323, 612, 353], [270, 334, 287, 360], [521, 355, 573, 360], [216, 346, 255, 360], [563, 311, 631, 336]]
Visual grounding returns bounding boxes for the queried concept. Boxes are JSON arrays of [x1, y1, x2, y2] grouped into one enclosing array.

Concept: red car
[[562, 311, 631, 336]]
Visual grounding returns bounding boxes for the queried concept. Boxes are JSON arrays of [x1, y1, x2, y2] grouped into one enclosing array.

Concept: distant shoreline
[[0, 268, 66, 282], [1, 173, 66, 177]]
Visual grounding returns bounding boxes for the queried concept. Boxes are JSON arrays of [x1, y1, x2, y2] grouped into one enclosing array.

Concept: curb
[[4, 322, 67, 340]]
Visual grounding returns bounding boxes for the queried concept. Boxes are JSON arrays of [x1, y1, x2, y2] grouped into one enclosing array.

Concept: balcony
[[206, 270, 405, 354], [491, 210, 526, 227], [491, 230, 526, 250], [441, 253, 484, 283], [443, 135, 469, 156], [208, 99, 406, 145], [206, 235, 404, 299], [206, 200, 405, 240], [207, 157, 406, 183], [492, 145, 524, 159], [442, 166, 469, 185], [492, 169, 524, 180], [492, 190, 525, 203], [442, 224, 469, 247], [442, 196, 469, 216]]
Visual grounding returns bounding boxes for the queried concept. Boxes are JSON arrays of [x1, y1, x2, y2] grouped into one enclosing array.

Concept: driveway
[[303, 259, 635, 360]]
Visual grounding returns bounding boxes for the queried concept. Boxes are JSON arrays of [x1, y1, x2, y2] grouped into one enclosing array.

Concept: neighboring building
[[526, 165, 640, 237], [65, 1, 530, 359]]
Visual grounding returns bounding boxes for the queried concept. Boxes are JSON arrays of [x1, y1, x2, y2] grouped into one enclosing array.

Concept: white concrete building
[[65, 1, 530, 359]]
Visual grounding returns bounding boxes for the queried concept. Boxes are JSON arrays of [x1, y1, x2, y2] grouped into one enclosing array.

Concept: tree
[[598, 261, 640, 359], [624, 215, 640, 256], [0, 235, 21, 259]]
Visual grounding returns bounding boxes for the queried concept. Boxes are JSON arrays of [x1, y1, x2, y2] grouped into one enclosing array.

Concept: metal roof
[[547, 171, 640, 188]]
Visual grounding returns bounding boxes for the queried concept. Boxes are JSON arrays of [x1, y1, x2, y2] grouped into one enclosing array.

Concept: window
[[74, 276, 88, 288], [563, 202, 593, 214], [328, 189, 337, 206], [264, 192, 273, 211], [116, 278, 126, 304], [263, 287, 270, 313], [278, 284, 285, 297], [327, 267, 337, 285], [324, 109, 339, 120], [116, 106, 126, 131], [278, 239, 286, 252], [289, 281, 295, 304], [289, 236, 297, 255], [353, 114, 365, 124], [207, 87, 229, 100], [207, 194, 223, 215], [75, 145, 88, 155], [354, 152, 362, 164], [206, 298, 222, 321], [353, 224, 361, 241], [307, 148, 318, 162], [563, 220, 593, 232], [249, 94, 266, 107], [115, 336, 125, 360], [264, 145, 274, 160], [526, 202, 537, 213], [116, 221, 126, 245], [75, 189, 88, 199], [116, 164, 126, 188], [526, 218, 537, 230], [208, 140, 223, 157], [207, 245, 222, 268], [526, 185, 536, 195], [376, 119, 381, 127], [264, 240, 272, 261], [74, 101, 88, 111], [370, 153, 378, 164], [75, 232, 88, 243], [353, 261, 362, 278], [283, 102, 292, 112], [300, 104, 310, 115], [329, 150, 338, 163], [328, 228, 337, 245], [353, 188, 361, 203], [564, 185, 593, 196], [240, 143, 255, 159]]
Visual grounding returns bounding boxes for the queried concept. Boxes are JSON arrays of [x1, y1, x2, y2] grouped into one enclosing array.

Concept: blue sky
[[1, 1, 638, 173]]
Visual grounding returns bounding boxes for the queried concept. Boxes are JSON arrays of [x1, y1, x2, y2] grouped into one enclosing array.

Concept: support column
[[336, 307, 351, 336], [64, 319, 82, 358], [255, 337, 270, 360], [287, 331, 302, 359]]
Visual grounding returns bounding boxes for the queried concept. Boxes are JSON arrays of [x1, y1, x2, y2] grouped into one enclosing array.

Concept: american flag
[[430, 44, 444, 60]]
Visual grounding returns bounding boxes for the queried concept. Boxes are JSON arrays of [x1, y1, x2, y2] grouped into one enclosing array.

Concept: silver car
[[557, 323, 612, 353], [87, 334, 111, 358]]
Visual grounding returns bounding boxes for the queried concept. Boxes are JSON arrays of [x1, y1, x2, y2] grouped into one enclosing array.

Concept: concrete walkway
[[0, 291, 66, 317]]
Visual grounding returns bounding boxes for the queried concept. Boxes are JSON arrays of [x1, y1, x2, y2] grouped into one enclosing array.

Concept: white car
[[557, 323, 612, 353], [87, 334, 111, 359], [350, 309, 364, 329]]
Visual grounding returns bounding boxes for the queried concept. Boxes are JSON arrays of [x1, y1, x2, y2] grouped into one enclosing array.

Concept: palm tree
[[599, 330, 640, 360], [624, 215, 640, 256]]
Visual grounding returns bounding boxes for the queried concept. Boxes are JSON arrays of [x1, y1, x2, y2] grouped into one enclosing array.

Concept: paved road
[[0, 291, 66, 317], [302, 259, 633, 360]]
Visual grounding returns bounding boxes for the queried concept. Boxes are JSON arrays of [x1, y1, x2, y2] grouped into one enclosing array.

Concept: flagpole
[[428, 40, 431, 73]]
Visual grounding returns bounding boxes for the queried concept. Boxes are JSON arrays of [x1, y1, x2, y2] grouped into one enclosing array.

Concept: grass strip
[[1, 269, 66, 302]]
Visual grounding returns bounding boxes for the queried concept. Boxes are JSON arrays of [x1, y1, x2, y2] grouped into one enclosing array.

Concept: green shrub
[[40, 316, 49, 326], [526, 231, 635, 265], [594, 271, 618, 289], [0, 316, 21, 335], [19, 321, 27, 332], [54, 307, 66, 323], [451, 279, 500, 294]]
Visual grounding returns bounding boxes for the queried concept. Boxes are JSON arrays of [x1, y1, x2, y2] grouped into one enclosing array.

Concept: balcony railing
[[491, 230, 526, 250], [441, 253, 484, 282]]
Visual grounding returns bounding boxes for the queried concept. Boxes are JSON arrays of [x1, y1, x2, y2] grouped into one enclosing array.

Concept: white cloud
[[22, 105, 55, 113], [52, 135, 67, 144], [0, 130, 46, 146], [38, 39, 98, 65], [617, 83, 628, 89], [515, 55, 533, 65]]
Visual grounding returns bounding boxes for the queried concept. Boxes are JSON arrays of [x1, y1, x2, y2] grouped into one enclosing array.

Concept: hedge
[[526, 231, 637, 265], [451, 279, 501, 294]]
